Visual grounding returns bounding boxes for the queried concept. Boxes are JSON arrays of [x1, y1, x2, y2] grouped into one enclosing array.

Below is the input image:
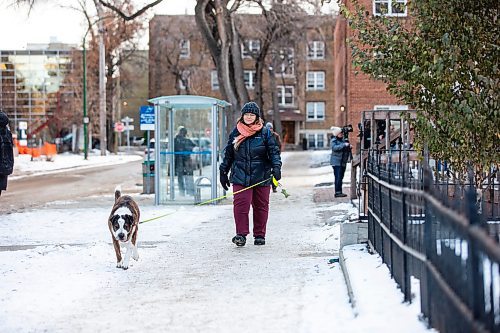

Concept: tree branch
[[98, 0, 163, 20]]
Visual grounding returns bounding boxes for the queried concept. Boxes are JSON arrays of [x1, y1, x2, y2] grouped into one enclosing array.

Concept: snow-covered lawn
[[0, 151, 433, 332], [11, 150, 142, 179]]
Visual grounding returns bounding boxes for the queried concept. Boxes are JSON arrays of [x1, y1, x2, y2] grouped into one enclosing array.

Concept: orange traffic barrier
[[18, 146, 29, 154], [31, 147, 41, 158], [42, 143, 57, 161]]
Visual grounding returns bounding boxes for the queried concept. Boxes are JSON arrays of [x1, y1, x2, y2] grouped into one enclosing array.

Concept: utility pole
[[95, 0, 107, 156], [82, 31, 89, 160]]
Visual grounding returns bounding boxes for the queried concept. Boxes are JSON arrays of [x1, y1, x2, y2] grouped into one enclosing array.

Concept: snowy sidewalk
[[0, 151, 432, 332]]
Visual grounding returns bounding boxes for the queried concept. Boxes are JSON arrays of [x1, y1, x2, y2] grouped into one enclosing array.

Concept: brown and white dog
[[108, 187, 140, 269]]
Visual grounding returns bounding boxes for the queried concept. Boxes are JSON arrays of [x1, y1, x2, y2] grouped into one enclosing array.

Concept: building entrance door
[[282, 121, 295, 144]]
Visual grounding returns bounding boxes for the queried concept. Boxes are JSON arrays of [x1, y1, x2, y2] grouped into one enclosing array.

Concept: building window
[[307, 41, 325, 59], [308, 134, 316, 148], [277, 85, 294, 106], [317, 134, 325, 148], [179, 39, 190, 58], [306, 71, 325, 90], [242, 39, 261, 58], [244, 70, 256, 89], [279, 48, 294, 76], [211, 70, 219, 90], [306, 102, 325, 121], [373, 0, 407, 16], [307, 134, 325, 149]]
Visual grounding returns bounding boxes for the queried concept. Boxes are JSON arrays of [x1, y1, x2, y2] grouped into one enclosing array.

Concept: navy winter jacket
[[220, 127, 281, 187], [330, 136, 350, 167]]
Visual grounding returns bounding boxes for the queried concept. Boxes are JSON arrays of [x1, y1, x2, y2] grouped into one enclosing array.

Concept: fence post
[[377, 144, 385, 261], [388, 150, 394, 278], [402, 149, 411, 302], [423, 164, 433, 327], [466, 171, 485, 325]]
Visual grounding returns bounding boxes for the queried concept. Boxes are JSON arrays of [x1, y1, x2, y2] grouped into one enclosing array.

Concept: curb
[[339, 247, 359, 317]]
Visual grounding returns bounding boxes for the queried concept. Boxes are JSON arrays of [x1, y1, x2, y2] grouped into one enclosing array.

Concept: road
[[0, 160, 144, 214]]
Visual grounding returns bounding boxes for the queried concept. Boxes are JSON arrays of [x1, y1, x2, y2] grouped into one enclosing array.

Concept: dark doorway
[[282, 121, 295, 144]]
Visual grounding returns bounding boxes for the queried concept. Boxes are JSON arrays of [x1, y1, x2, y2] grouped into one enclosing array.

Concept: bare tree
[[195, 0, 249, 127], [150, 20, 209, 96], [235, 0, 309, 136], [13, 0, 164, 18], [55, 0, 145, 152]]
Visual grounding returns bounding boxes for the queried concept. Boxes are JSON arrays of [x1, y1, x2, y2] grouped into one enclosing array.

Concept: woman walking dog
[[220, 102, 282, 246]]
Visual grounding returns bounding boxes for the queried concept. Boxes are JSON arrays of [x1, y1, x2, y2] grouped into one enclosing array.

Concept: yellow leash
[[139, 176, 285, 224], [195, 176, 273, 206], [139, 211, 178, 224]]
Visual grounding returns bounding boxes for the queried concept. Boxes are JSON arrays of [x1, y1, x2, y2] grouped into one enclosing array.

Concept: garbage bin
[[142, 160, 155, 194], [302, 137, 308, 150]]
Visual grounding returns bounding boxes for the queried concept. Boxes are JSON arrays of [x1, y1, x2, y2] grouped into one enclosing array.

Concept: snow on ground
[[0, 150, 432, 332], [343, 245, 436, 333]]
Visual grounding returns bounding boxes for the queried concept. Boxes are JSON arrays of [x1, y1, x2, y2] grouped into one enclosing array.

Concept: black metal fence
[[366, 149, 500, 333]]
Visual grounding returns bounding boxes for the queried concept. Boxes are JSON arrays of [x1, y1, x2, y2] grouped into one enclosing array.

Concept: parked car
[[130, 136, 145, 146]]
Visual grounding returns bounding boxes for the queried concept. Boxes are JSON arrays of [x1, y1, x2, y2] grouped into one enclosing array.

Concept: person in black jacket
[[220, 102, 282, 246], [0, 111, 14, 196], [174, 126, 196, 196]]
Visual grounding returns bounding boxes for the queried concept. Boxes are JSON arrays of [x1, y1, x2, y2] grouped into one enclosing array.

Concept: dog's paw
[[132, 250, 139, 261], [122, 265, 129, 270], [116, 261, 123, 269]]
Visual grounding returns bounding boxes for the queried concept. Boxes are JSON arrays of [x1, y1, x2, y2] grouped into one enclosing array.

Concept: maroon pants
[[233, 184, 271, 237]]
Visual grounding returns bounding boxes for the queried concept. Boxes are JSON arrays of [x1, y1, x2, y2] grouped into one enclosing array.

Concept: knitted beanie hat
[[241, 102, 261, 117], [331, 126, 342, 137]]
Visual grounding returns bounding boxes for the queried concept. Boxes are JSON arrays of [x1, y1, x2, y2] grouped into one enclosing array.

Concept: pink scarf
[[233, 120, 263, 150]]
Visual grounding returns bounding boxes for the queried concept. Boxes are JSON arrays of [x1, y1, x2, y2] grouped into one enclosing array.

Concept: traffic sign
[[114, 122, 125, 132], [140, 105, 155, 131]]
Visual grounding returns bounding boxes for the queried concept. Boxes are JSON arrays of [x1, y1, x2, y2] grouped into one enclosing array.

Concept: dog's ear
[[114, 189, 121, 202], [110, 215, 119, 224]]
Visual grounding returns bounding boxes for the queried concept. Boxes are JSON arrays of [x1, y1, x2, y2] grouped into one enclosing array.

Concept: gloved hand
[[220, 171, 230, 191], [273, 167, 281, 181]]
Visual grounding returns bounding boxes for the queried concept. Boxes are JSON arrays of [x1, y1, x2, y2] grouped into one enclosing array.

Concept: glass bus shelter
[[148, 95, 230, 205]]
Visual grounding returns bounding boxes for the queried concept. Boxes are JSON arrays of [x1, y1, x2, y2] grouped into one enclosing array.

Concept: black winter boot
[[232, 235, 246, 247], [254, 236, 265, 245]]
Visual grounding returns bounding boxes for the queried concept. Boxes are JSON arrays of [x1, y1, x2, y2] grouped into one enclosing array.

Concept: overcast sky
[[0, 0, 197, 50]]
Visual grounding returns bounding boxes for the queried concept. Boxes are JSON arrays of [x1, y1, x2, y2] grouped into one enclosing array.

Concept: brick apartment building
[[334, 0, 409, 151], [149, 14, 337, 149]]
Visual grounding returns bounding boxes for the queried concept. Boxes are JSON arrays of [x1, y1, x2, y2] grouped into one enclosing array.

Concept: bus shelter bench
[[194, 176, 212, 204]]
